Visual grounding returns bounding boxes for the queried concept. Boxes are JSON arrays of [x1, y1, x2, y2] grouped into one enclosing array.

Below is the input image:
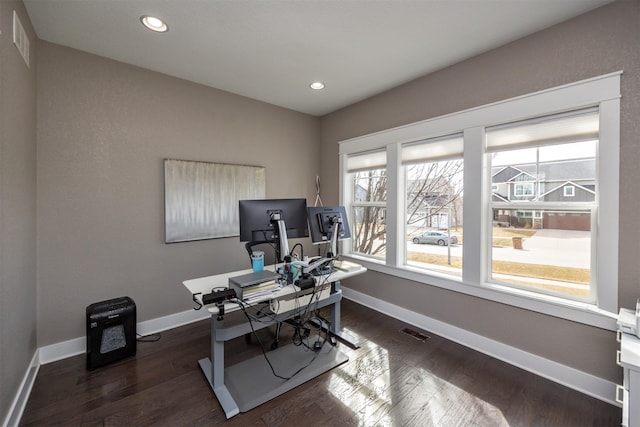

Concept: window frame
[[564, 185, 576, 197], [402, 135, 464, 278], [338, 72, 621, 330], [486, 118, 598, 303], [346, 150, 388, 260], [514, 182, 534, 197]]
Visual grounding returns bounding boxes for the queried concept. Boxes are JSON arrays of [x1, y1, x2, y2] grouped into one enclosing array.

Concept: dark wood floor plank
[[20, 299, 621, 426]]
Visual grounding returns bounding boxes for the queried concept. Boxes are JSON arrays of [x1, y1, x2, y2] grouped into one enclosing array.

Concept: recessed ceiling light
[[309, 82, 325, 90], [140, 15, 168, 33]]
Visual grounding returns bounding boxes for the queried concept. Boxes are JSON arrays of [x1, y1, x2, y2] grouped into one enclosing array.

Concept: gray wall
[[0, 0, 37, 422], [36, 42, 320, 345], [320, 0, 640, 383]]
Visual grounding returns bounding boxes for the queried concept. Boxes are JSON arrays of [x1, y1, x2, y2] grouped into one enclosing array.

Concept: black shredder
[[86, 296, 136, 370]]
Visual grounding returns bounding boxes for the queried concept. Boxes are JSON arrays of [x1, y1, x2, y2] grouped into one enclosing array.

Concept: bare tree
[[352, 160, 463, 256], [406, 161, 463, 231], [352, 170, 387, 256]]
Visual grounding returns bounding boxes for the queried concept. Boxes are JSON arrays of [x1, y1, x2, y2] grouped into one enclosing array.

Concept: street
[[407, 229, 590, 269]]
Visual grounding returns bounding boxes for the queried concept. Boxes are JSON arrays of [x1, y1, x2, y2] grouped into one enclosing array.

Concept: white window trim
[[564, 185, 576, 197], [514, 182, 534, 197], [338, 71, 621, 330]]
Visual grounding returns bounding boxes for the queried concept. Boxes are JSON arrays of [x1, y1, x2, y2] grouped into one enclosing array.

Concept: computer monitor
[[239, 198, 309, 262], [307, 206, 351, 258]]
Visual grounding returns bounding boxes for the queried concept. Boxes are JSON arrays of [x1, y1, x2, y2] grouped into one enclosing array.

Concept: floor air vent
[[401, 328, 430, 342]]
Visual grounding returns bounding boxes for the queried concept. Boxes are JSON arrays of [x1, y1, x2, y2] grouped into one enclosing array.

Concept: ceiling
[[23, 0, 613, 117]]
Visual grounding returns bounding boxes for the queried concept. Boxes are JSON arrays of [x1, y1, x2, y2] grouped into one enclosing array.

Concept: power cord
[[236, 299, 323, 381], [289, 243, 304, 260]]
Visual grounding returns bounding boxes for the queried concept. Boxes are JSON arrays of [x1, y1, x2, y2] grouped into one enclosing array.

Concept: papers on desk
[[241, 280, 283, 303]]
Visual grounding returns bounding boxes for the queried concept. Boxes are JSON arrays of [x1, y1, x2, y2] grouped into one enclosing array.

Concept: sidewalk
[[494, 229, 590, 269]]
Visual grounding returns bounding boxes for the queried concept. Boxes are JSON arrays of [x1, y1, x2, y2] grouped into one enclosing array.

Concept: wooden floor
[[21, 299, 620, 426]]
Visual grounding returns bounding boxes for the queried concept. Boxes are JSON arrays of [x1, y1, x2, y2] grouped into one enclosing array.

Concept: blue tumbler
[[251, 251, 264, 272]]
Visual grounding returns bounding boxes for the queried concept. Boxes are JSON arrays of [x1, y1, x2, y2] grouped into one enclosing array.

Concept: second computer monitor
[[307, 206, 351, 253]]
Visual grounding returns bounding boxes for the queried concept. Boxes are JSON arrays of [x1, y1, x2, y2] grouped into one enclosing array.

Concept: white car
[[412, 231, 458, 246]]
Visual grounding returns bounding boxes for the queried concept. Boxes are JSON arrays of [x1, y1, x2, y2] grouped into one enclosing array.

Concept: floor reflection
[[327, 327, 510, 426]]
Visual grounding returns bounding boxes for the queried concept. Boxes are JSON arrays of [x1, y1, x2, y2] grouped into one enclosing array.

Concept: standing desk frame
[[183, 266, 365, 418]]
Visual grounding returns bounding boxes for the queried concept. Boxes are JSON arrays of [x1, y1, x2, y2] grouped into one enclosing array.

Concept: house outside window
[[487, 109, 598, 301]]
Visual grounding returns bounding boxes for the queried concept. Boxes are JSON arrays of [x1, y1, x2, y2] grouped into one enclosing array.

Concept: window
[[564, 186, 575, 197], [338, 72, 620, 326], [514, 182, 534, 197], [403, 135, 463, 277], [487, 109, 597, 302], [347, 150, 387, 261]]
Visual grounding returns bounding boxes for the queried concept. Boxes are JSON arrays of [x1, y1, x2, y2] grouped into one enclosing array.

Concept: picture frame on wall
[[163, 159, 266, 243]]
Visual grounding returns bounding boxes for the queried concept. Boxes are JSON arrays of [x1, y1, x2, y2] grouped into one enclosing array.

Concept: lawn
[[407, 252, 589, 297]]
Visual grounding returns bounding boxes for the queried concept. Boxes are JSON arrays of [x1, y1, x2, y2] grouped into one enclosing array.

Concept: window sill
[[341, 254, 618, 331]]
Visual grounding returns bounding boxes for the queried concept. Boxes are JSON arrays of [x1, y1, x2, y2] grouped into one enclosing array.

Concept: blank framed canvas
[[164, 159, 266, 243]]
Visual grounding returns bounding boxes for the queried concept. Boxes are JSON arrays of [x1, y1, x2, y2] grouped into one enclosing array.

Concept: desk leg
[[198, 315, 240, 419], [331, 294, 341, 332], [211, 316, 226, 388], [317, 281, 359, 349], [330, 281, 341, 332]]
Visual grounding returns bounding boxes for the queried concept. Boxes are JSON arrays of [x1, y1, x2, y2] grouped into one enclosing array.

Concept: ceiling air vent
[[13, 11, 30, 68]]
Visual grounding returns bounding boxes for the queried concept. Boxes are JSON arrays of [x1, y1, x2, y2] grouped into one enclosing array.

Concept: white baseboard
[[2, 351, 39, 427], [341, 286, 619, 407], [4, 307, 210, 427]]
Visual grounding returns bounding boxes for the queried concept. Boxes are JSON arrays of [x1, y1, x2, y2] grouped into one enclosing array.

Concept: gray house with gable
[[491, 158, 594, 230]]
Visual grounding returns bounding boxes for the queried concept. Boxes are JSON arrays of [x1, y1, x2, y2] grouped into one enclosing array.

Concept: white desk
[[183, 264, 366, 418]]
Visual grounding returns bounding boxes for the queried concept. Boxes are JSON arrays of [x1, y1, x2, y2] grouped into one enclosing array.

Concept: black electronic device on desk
[[295, 274, 316, 290]]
